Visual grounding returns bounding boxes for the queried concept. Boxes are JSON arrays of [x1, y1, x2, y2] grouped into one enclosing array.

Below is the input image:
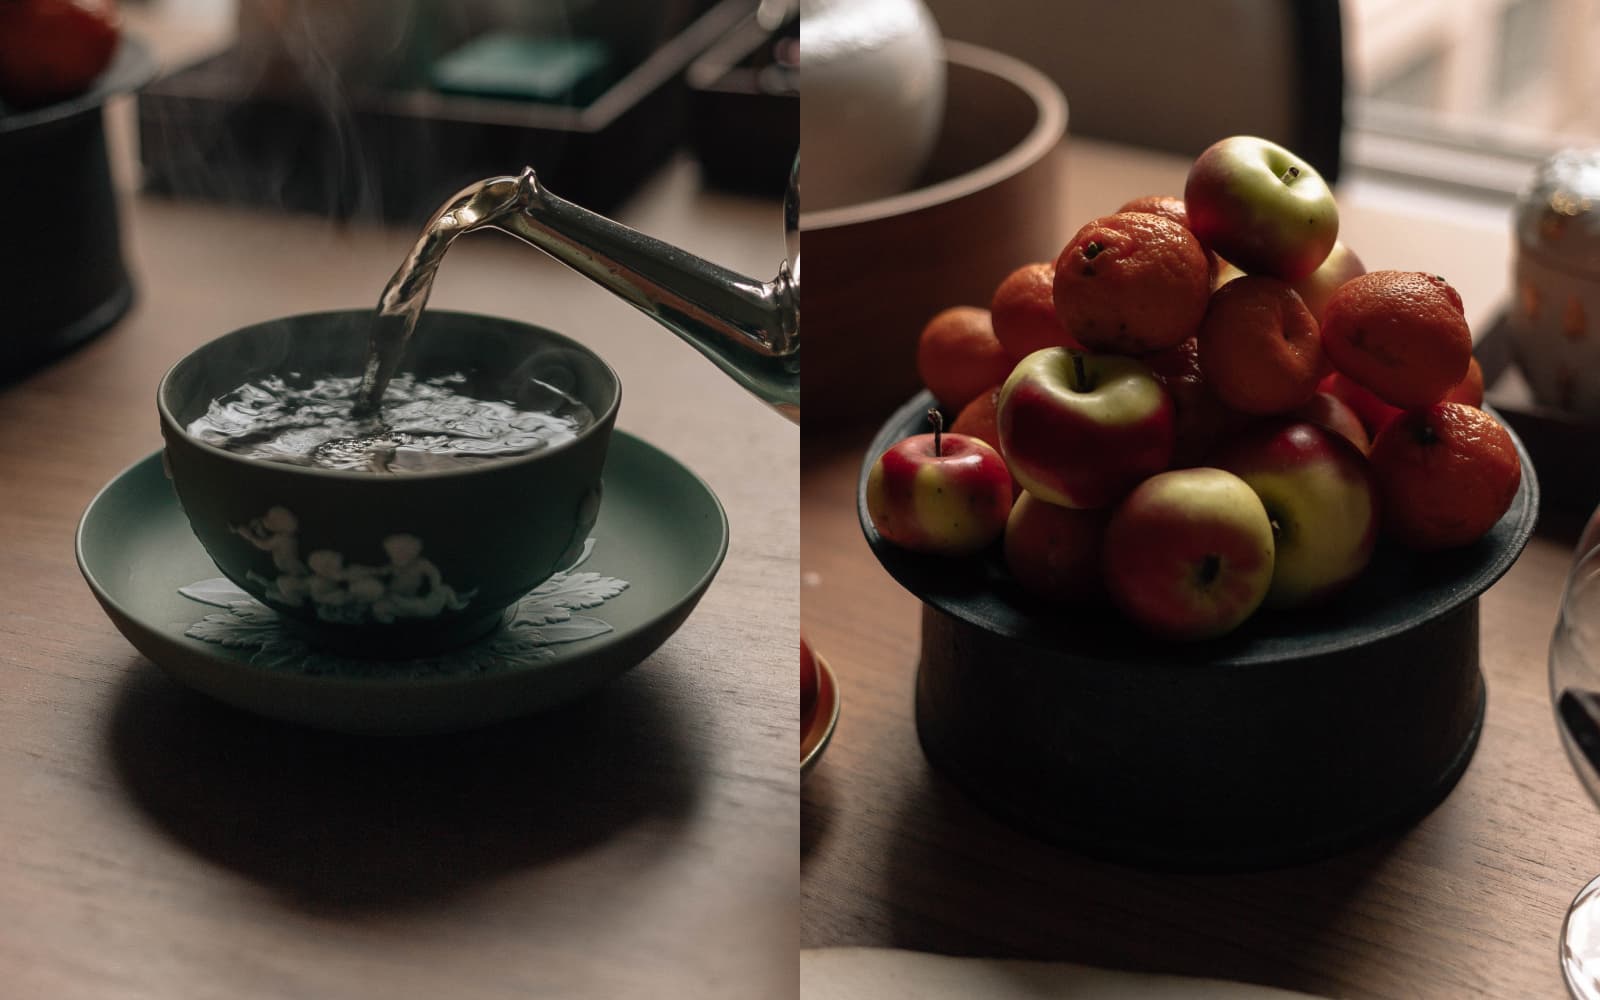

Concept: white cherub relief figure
[[236, 506, 309, 605], [371, 533, 473, 622], [231, 507, 474, 623], [235, 506, 307, 575], [305, 550, 391, 623]]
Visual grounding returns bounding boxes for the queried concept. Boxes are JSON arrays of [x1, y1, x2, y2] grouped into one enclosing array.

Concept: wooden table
[[0, 101, 798, 997], [800, 139, 1600, 998]]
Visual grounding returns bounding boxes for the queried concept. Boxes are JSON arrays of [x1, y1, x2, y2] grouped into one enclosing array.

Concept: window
[[1347, 0, 1600, 195]]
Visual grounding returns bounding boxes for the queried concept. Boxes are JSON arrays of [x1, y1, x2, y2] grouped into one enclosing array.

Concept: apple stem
[[1197, 554, 1222, 587], [1280, 165, 1301, 184], [927, 407, 944, 456], [1071, 350, 1091, 391]]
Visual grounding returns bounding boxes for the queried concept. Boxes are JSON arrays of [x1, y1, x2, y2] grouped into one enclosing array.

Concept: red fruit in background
[[991, 262, 1081, 362], [1144, 336, 1246, 467], [1288, 240, 1365, 325], [0, 0, 121, 108], [1290, 391, 1371, 455], [1444, 356, 1485, 407], [916, 306, 1014, 412], [1322, 357, 1483, 438], [950, 385, 1020, 496], [950, 385, 1002, 451], [1320, 371, 1402, 438], [1003, 492, 1109, 605], [801, 637, 819, 728]]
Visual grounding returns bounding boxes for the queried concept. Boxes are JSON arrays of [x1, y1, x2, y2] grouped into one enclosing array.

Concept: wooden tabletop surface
[[799, 140, 1600, 999], [0, 100, 798, 997]]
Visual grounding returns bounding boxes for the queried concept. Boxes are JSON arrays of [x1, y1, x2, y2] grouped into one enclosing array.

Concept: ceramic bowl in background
[[801, 637, 841, 776], [158, 310, 619, 656], [801, 40, 1068, 428], [857, 391, 1540, 871]]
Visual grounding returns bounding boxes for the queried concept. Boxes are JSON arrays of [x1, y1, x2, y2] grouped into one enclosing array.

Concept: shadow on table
[[104, 659, 705, 915], [881, 768, 1406, 996], [801, 769, 836, 867]]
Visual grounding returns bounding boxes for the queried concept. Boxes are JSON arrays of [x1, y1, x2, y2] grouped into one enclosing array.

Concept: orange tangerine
[[1321, 271, 1472, 408], [1368, 403, 1521, 550], [1197, 276, 1324, 414], [991, 262, 1081, 361], [916, 306, 1014, 411], [1052, 212, 1211, 355]]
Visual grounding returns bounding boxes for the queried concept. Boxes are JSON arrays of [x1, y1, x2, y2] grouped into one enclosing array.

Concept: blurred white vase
[[1510, 149, 1600, 418], [800, 0, 946, 212]]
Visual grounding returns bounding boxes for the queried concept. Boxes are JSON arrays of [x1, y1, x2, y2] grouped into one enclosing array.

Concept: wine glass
[[1549, 510, 1600, 997]]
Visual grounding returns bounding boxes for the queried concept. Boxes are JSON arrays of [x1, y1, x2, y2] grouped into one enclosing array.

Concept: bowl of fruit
[[858, 136, 1539, 871], [0, 0, 156, 375]]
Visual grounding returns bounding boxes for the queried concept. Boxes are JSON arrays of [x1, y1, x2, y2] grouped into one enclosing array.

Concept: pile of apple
[[866, 136, 1520, 642]]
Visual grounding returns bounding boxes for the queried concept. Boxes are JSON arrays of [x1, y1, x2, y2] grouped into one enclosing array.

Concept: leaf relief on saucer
[[177, 538, 628, 678]]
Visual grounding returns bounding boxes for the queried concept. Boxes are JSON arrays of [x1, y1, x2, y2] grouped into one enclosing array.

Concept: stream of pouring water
[[185, 173, 594, 474], [355, 174, 533, 415]]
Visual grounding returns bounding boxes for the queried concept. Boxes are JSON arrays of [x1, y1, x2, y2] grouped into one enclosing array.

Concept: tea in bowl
[[157, 309, 620, 657]]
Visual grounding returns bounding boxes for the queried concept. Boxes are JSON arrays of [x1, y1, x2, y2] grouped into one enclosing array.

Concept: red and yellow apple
[[1184, 135, 1339, 282], [1003, 491, 1109, 604], [997, 348, 1176, 509], [865, 415, 1013, 555], [1102, 467, 1276, 641], [1289, 239, 1365, 324], [1290, 390, 1371, 455], [1213, 421, 1379, 609]]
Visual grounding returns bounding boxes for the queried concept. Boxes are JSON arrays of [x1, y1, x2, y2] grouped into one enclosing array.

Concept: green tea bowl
[[157, 309, 620, 657]]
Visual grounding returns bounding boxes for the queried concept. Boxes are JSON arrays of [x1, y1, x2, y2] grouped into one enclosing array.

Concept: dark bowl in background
[[0, 37, 157, 379], [686, 4, 797, 197], [857, 390, 1540, 872], [137, 0, 754, 222]]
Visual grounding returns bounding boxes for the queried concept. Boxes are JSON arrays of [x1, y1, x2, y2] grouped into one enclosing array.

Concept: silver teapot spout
[[373, 163, 801, 422], [492, 166, 799, 421]]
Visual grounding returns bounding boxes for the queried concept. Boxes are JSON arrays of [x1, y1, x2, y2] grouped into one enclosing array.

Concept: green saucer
[[77, 431, 728, 733]]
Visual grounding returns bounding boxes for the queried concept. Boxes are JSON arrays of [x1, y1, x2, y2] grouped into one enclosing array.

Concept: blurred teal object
[[431, 33, 613, 106]]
